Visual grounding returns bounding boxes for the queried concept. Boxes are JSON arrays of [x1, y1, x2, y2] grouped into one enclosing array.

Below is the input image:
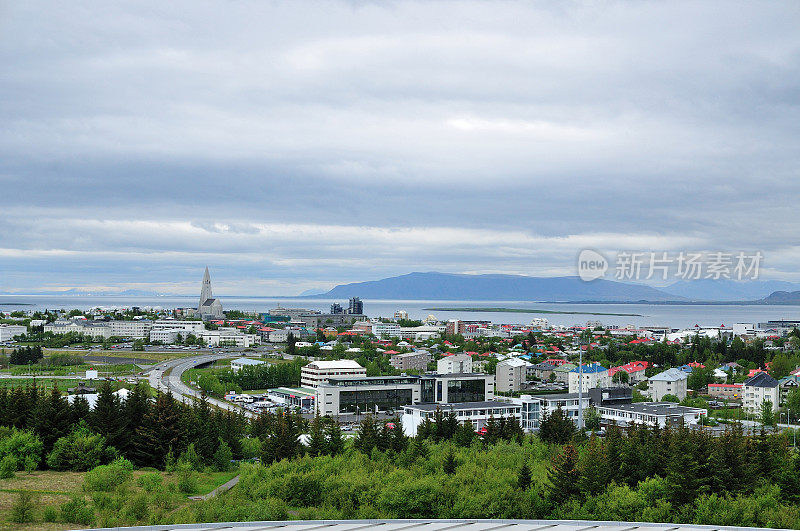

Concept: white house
[[648, 368, 689, 401], [496, 358, 531, 393], [742, 372, 779, 414], [437, 353, 473, 374], [0, 324, 27, 342], [300, 360, 367, 388], [568, 362, 611, 393]]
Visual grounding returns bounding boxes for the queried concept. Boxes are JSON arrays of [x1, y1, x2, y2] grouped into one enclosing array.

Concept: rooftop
[[600, 402, 706, 416]]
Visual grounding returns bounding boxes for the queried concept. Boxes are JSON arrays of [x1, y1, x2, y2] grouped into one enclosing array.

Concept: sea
[[1, 295, 800, 330]]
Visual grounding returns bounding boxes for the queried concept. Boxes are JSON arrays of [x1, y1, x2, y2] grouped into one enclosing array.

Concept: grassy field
[[0, 468, 239, 529]]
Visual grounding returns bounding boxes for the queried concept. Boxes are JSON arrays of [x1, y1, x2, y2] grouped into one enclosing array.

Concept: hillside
[[311, 272, 683, 302]]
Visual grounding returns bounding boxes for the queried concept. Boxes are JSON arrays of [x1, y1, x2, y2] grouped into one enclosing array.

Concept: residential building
[[587, 386, 633, 407], [446, 320, 465, 335], [230, 357, 267, 373], [301, 360, 367, 388], [372, 322, 401, 338], [596, 402, 707, 428], [347, 297, 364, 315], [608, 361, 649, 384], [513, 393, 591, 430], [437, 353, 473, 374], [0, 324, 27, 342], [552, 363, 577, 384], [44, 320, 111, 339], [151, 320, 206, 335], [648, 368, 689, 401], [779, 375, 800, 406], [707, 383, 743, 400], [402, 401, 521, 437], [390, 350, 431, 372], [742, 372, 779, 413], [316, 373, 494, 416], [568, 362, 611, 393], [330, 303, 344, 315], [529, 362, 557, 380], [201, 328, 258, 347], [108, 320, 153, 339], [496, 358, 531, 393]]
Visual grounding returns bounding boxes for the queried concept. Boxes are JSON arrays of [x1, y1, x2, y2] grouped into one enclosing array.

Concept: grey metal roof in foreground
[[84, 518, 792, 531]]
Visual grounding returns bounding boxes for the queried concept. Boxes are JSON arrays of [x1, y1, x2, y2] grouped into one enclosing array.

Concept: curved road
[[145, 353, 258, 417]]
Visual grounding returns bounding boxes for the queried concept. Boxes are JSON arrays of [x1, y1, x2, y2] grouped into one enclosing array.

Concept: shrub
[[43, 506, 58, 522], [0, 429, 42, 471], [179, 442, 202, 471], [124, 492, 150, 522], [10, 490, 36, 523], [137, 471, 164, 492], [47, 424, 116, 471], [84, 457, 133, 492], [240, 437, 262, 460], [213, 439, 233, 471], [177, 462, 198, 494], [60, 495, 95, 525], [0, 454, 17, 478]]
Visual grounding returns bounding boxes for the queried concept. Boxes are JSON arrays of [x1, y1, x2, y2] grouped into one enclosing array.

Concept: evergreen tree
[[70, 394, 91, 425], [213, 438, 233, 471], [517, 462, 532, 490], [307, 414, 328, 457], [118, 382, 150, 459], [443, 448, 458, 475], [31, 387, 71, 454], [454, 421, 476, 447], [353, 415, 381, 454], [325, 420, 344, 456], [90, 381, 123, 448], [579, 434, 609, 495], [262, 411, 302, 463], [538, 407, 575, 444], [547, 444, 580, 502], [134, 392, 182, 468]]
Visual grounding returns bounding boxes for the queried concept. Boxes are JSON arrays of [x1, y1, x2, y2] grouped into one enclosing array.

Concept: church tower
[[199, 266, 213, 309]]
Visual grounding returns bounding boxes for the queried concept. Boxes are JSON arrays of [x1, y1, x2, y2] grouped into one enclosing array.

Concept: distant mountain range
[[662, 279, 800, 301], [758, 291, 800, 305], [309, 272, 684, 302], [0, 288, 180, 297]]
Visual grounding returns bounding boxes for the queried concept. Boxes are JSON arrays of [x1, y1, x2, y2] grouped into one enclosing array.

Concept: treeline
[[198, 358, 306, 395], [8, 346, 43, 365], [180, 418, 800, 528], [0, 382, 249, 470]]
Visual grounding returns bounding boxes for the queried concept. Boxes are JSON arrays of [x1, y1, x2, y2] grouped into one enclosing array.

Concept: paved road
[[145, 353, 258, 417]]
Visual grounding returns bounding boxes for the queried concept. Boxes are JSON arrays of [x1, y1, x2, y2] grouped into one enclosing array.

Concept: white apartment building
[[372, 322, 401, 338], [0, 325, 27, 342], [109, 320, 153, 339], [151, 320, 206, 335], [437, 353, 473, 374], [402, 401, 521, 437], [648, 368, 689, 401], [44, 320, 111, 339], [596, 402, 707, 428], [742, 372, 780, 413], [301, 360, 367, 388], [149, 329, 183, 344], [512, 393, 592, 431], [201, 328, 258, 348], [568, 363, 611, 394], [496, 358, 531, 393]]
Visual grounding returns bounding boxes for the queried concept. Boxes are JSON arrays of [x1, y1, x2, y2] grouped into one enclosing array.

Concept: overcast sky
[[1, 1, 799, 295]]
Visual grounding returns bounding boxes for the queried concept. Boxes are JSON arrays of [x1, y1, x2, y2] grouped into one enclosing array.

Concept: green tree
[[213, 438, 233, 471], [538, 407, 575, 444], [547, 443, 580, 502], [517, 462, 532, 490], [443, 448, 457, 475], [761, 399, 776, 427]]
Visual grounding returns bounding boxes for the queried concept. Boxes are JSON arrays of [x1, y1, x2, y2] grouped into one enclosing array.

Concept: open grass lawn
[[0, 468, 239, 529]]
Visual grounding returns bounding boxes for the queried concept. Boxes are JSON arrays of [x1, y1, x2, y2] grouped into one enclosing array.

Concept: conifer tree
[[443, 448, 457, 475], [579, 434, 609, 495], [134, 391, 182, 468], [307, 414, 328, 457], [454, 421, 476, 447], [517, 462, 532, 490], [325, 419, 344, 456], [353, 414, 380, 454], [547, 443, 580, 503], [70, 394, 91, 425], [90, 381, 123, 447]]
